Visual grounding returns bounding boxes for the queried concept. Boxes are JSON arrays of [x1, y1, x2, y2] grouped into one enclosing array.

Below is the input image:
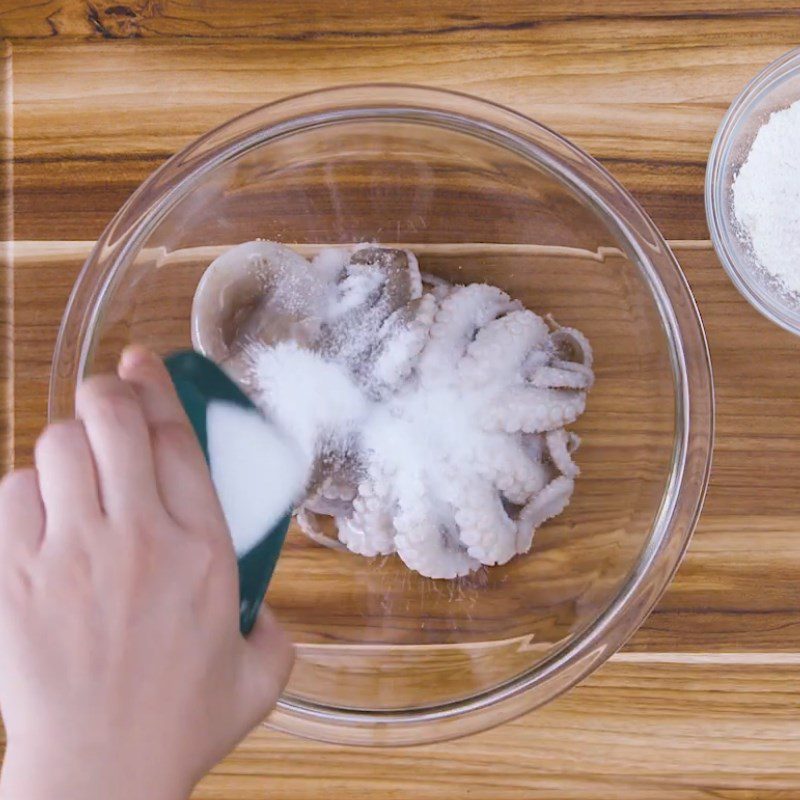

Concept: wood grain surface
[[2, 2, 800, 798]]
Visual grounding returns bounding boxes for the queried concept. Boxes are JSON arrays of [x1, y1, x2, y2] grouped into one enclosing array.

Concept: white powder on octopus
[[259, 243, 375, 316], [253, 340, 503, 512], [311, 247, 350, 284], [327, 267, 385, 319], [198, 241, 593, 578], [361, 385, 485, 505], [321, 268, 399, 377], [253, 244, 329, 317], [252, 340, 370, 460], [361, 387, 491, 546], [732, 100, 800, 294]]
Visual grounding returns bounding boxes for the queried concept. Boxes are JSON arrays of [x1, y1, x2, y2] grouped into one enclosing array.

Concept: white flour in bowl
[[733, 99, 800, 295]]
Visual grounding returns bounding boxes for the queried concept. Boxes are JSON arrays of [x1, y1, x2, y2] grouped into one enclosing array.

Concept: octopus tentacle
[[295, 508, 349, 552], [404, 250, 423, 300], [459, 309, 549, 387], [371, 293, 437, 394], [336, 514, 395, 557], [300, 452, 362, 551], [310, 246, 350, 284], [335, 478, 397, 557], [516, 476, 575, 554], [550, 326, 594, 369], [393, 503, 480, 579], [418, 284, 520, 384], [476, 435, 550, 504], [520, 349, 551, 377], [483, 386, 586, 434], [303, 470, 359, 517], [545, 429, 581, 479], [319, 247, 427, 383], [349, 245, 423, 305], [421, 271, 452, 301], [450, 480, 518, 566], [520, 432, 546, 462], [530, 362, 594, 390], [326, 266, 386, 320]]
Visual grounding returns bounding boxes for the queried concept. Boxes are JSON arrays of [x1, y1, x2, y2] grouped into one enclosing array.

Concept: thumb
[[239, 605, 295, 728]]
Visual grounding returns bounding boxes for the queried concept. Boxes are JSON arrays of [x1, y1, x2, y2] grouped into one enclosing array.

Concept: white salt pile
[[206, 401, 309, 557], [252, 341, 370, 462]]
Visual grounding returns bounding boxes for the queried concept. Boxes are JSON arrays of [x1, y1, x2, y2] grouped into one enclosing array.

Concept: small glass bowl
[[706, 47, 800, 335], [52, 85, 714, 745]]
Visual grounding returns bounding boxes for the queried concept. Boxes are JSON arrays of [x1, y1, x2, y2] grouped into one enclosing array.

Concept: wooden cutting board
[[2, 2, 800, 798]]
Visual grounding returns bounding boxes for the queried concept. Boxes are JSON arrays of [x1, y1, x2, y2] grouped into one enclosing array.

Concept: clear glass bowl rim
[[705, 46, 800, 336], [50, 83, 714, 746]]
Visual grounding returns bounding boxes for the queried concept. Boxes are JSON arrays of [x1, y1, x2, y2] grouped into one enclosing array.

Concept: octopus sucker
[[336, 511, 396, 557], [477, 436, 550, 505], [371, 293, 437, 394], [418, 284, 521, 384], [393, 504, 480, 580], [530, 363, 594, 390], [550, 325, 594, 369], [303, 468, 360, 517], [451, 481, 518, 566], [191, 241, 594, 579], [459, 309, 550, 386], [485, 386, 586, 434], [336, 478, 397, 557]]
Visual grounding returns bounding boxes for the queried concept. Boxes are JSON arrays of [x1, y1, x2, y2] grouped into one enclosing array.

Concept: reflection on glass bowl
[[51, 85, 714, 745]]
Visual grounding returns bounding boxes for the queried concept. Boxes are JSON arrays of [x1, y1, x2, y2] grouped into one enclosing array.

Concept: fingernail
[[120, 345, 152, 371]]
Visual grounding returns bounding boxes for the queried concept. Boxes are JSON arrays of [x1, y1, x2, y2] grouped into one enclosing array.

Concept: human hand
[[0, 347, 294, 800]]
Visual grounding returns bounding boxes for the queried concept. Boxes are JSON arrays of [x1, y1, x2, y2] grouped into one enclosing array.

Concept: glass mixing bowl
[[51, 85, 714, 745]]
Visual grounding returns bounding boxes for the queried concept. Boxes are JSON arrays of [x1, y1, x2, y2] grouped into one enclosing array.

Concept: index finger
[[118, 346, 222, 530], [118, 345, 195, 428]]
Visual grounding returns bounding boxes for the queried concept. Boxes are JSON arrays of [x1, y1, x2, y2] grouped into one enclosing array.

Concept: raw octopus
[[191, 241, 593, 579]]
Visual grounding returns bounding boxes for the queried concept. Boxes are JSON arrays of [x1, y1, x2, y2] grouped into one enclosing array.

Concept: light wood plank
[[9, 241, 800, 656], [8, 28, 800, 241], [0, 0, 798, 41], [217, 662, 800, 800], [0, 41, 11, 472], [4, 660, 797, 800]]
